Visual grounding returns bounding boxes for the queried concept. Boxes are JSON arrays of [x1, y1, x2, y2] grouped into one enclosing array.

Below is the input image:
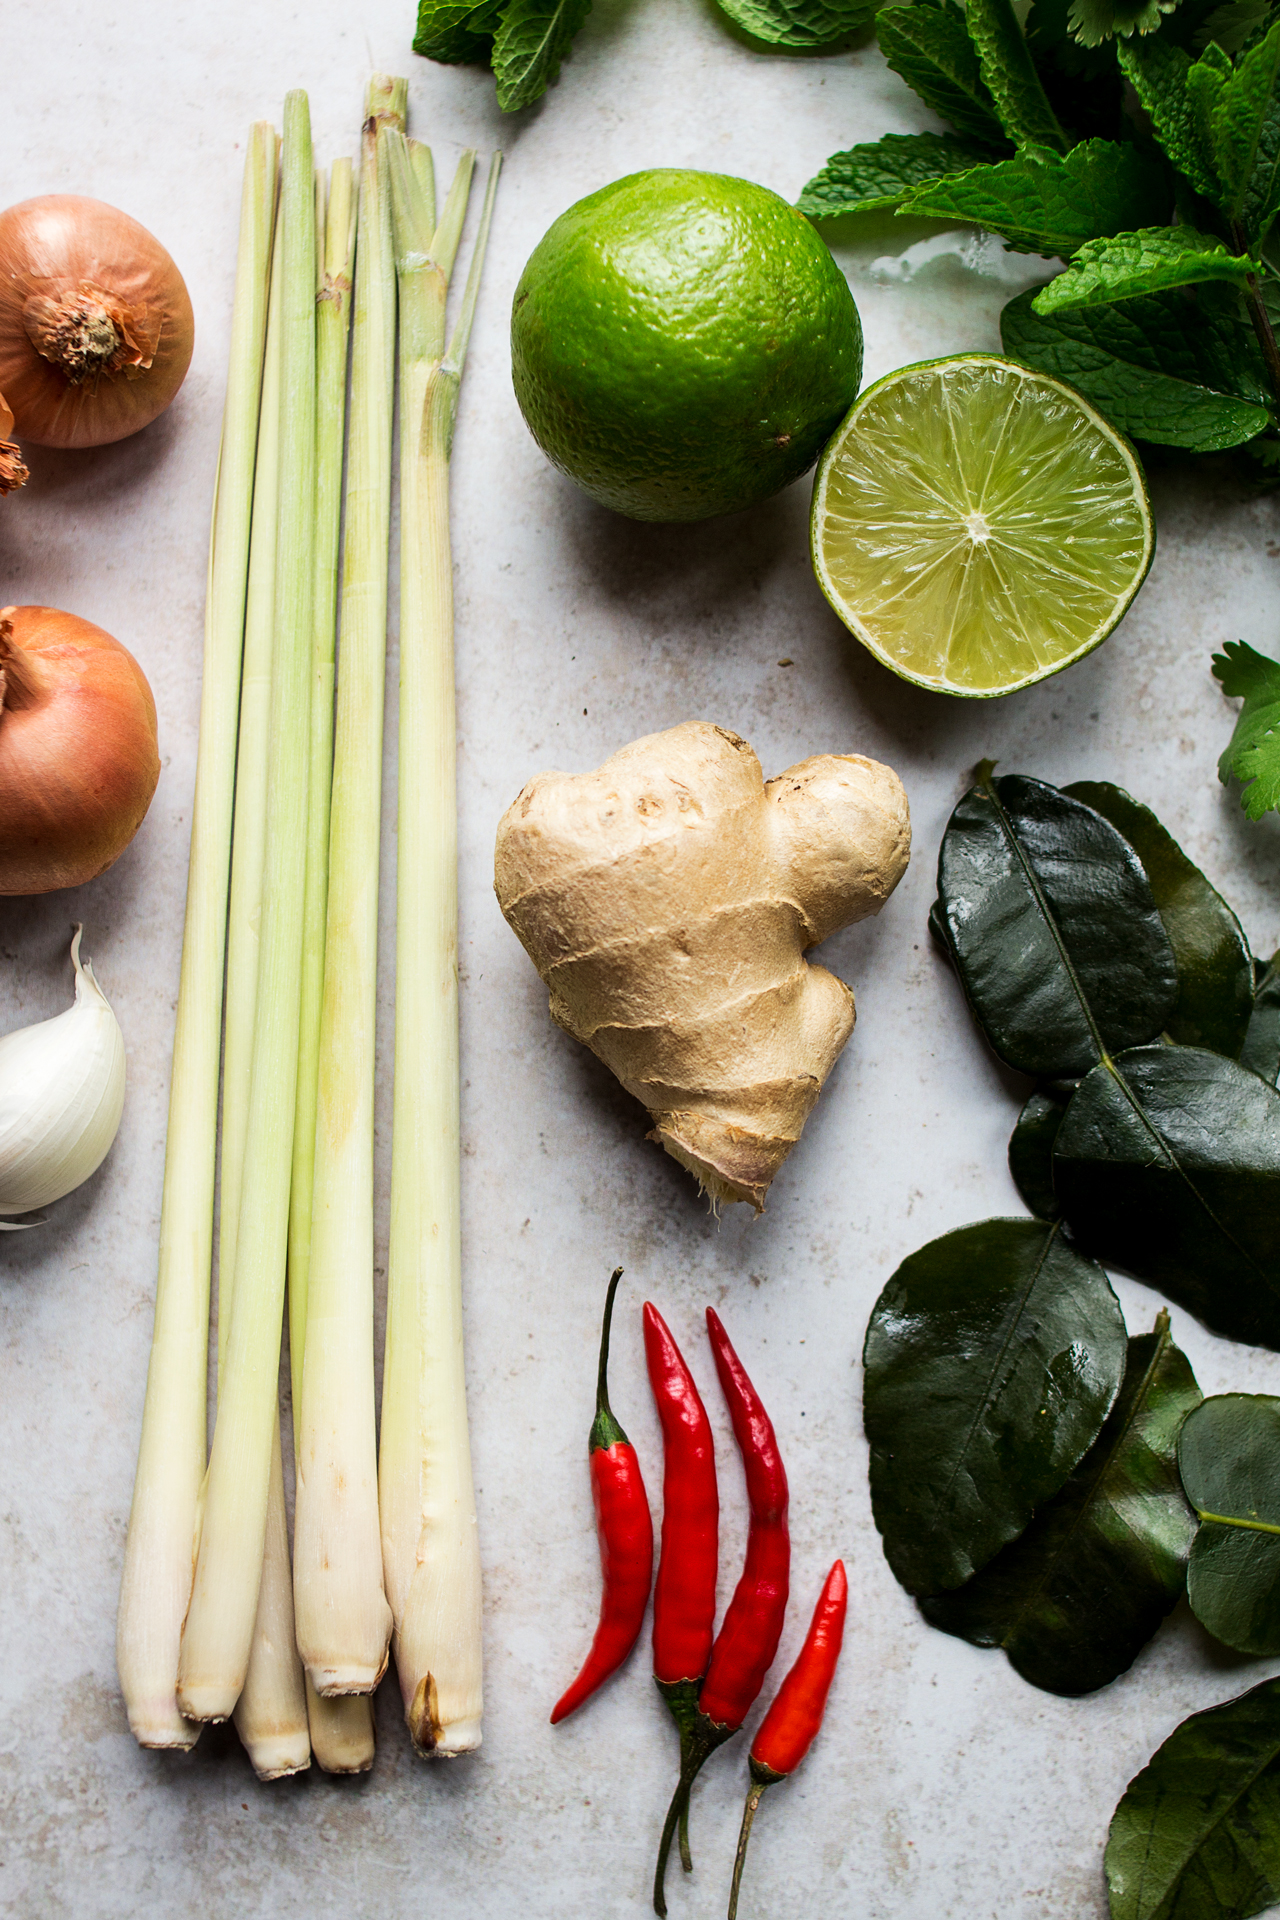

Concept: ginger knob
[[494, 721, 910, 1211]]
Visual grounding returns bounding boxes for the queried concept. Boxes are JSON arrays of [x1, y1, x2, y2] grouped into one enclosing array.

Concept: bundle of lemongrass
[[116, 80, 499, 1778]]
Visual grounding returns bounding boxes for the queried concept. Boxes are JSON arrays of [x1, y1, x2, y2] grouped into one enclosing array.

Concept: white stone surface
[[4, 4, 1280, 1916]]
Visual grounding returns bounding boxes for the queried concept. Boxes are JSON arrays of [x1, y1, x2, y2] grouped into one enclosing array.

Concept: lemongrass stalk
[[233, 1411, 310, 1776], [294, 90, 404, 1708], [287, 159, 353, 1410], [217, 215, 284, 1343], [200, 160, 309, 1782], [177, 91, 318, 1723], [380, 139, 500, 1758], [116, 123, 277, 1752]]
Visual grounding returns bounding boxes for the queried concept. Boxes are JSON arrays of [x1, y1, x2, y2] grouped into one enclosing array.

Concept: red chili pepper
[[644, 1302, 719, 1903], [550, 1269, 654, 1725], [652, 1311, 790, 1917], [727, 1560, 848, 1920], [645, 1302, 719, 1690], [698, 1307, 790, 1728]]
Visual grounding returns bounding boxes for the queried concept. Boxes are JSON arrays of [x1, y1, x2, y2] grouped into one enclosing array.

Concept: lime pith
[[810, 355, 1154, 699]]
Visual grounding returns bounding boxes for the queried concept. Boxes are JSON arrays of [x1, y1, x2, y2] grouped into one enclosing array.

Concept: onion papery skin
[[0, 197, 194, 449], [0, 605, 161, 894]]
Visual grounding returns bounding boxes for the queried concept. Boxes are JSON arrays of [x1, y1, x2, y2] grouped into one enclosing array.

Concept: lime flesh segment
[[811, 356, 1154, 698]]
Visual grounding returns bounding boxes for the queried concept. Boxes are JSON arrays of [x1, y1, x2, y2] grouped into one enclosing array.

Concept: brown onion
[[0, 197, 194, 449], [0, 391, 26, 494], [0, 604, 160, 893]]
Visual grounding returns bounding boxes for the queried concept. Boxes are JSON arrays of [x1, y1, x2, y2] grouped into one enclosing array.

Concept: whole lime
[[510, 170, 863, 523]]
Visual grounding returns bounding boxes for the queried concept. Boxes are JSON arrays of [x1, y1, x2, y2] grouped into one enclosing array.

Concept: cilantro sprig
[[800, 0, 1280, 465]]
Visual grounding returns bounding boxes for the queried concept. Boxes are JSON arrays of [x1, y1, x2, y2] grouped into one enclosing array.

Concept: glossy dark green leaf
[[1009, 1090, 1067, 1219], [1106, 1673, 1280, 1920], [1181, 1394, 1280, 1653], [1054, 1044, 1280, 1350], [863, 1217, 1126, 1595], [935, 770, 1179, 1078], [1065, 780, 1254, 1058], [922, 1312, 1201, 1695], [1241, 953, 1280, 1082]]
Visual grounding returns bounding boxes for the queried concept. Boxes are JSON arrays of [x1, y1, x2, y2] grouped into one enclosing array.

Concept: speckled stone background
[[4, 4, 1280, 1916]]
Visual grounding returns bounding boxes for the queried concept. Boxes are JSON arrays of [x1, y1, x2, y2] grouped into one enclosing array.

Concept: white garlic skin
[[0, 927, 126, 1215]]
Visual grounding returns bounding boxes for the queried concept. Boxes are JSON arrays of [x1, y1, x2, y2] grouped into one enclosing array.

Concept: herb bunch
[[801, 0, 1280, 474], [413, 0, 874, 111]]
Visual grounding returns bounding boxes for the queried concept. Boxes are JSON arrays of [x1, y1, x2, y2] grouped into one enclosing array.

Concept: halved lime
[[810, 354, 1154, 698]]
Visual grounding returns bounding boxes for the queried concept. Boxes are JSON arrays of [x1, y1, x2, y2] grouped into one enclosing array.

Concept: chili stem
[[679, 1793, 693, 1874], [597, 1267, 623, 1416], [654, 1726, 734, 1914], [727, 1782, 771, 1920]]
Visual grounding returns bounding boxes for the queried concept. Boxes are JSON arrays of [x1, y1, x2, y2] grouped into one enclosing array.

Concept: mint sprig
[[800, 0, 1280, 471]]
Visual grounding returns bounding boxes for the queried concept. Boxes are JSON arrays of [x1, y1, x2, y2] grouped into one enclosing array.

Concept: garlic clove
[[0, 926, 126, 1217]]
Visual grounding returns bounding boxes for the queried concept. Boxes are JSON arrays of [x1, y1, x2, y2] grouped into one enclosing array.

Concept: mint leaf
[[902, 140, 1172, 256], [797, 131, 1005, 214], [877, 4, 1012, 146], [1188, 19, 1280, 239], [1002, 282, 1272, 445], [1195, 0, 1275, 53], [1068, 0, 1183, 49], [1120, 38, 1221, 196], [491, 0, 591, 107], [715, 0, 872, 44], [966, 0, 1070, 147], [413, 0, 503, 62], [1214, 638, 1280, 816], [1033, 225, 1254, 309]]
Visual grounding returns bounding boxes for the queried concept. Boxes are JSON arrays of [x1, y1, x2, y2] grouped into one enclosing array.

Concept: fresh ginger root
[[494, 721, 910, 1210]]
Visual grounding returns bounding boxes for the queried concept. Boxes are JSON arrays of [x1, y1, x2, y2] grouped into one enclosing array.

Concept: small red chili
[[652, 1311, 790, 1917], [727, 1559, 849, 1920], [698, 1306, 790, 1729], [551, 1269, 654, 1725], [644, 1302, 719, 1904], [644, 1301, 719, 1692]]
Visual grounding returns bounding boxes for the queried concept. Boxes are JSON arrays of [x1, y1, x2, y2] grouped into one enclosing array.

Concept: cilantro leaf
[[491, 0, 591, 106], [901, 139, 1172, 256], [413, 0, 504, 63], [1068, 0, 1183, 50], [1214, 638, 1280, 816], [1027, 0, 1128, 141], [1187, 19, 1280, 239], [1033, 225, 1254, 309], [965, 0, 1070, 147], [797, 131, 1006, 214], [877, 4, 1012, 146], [1119, 38, 1222, 195], [1002, 282, 1272, 445], [715, 0, 873, 45]]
